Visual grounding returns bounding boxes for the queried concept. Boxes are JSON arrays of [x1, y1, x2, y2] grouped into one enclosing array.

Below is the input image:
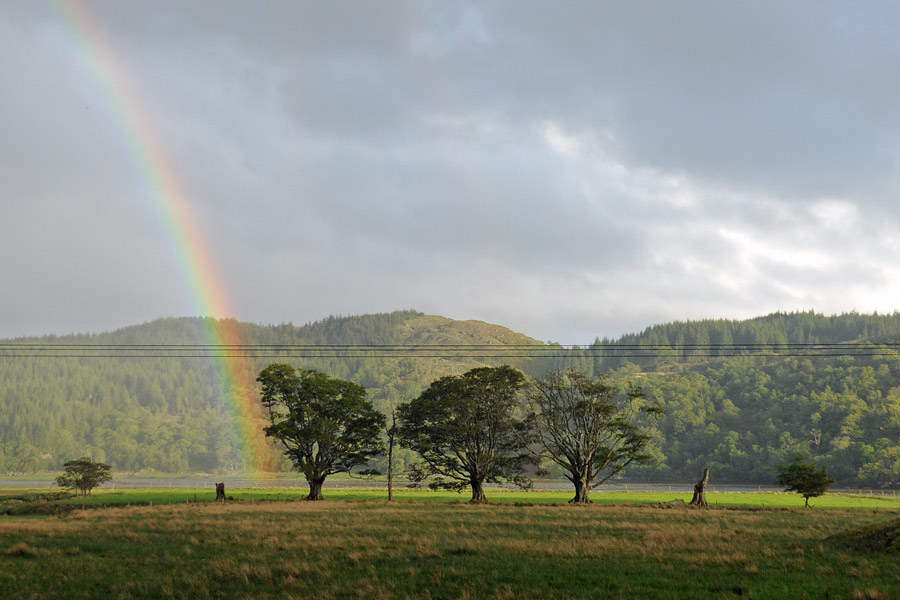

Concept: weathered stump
[[690, 468, 709, 507], [215, 482, 226, 502]]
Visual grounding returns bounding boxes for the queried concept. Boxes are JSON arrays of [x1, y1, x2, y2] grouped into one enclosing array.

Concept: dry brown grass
[[852, 590, 895, 600], [0, 501, 898, 599]]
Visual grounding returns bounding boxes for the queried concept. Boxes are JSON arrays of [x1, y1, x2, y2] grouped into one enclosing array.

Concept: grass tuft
[[828, 518, 900, 553], [4, 542, 41, 558], [852, 590, 894, 600]]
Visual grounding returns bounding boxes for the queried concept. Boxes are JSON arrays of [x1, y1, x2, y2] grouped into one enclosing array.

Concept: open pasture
[[3, 485, 900, 512], [1, 491, 899, 599]]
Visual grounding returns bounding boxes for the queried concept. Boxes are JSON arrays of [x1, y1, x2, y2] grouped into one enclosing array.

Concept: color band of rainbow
[[54, 0, 274, 474]]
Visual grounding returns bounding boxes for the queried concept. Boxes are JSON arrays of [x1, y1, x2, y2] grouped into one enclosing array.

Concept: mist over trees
[[1, 310, 900, 487]]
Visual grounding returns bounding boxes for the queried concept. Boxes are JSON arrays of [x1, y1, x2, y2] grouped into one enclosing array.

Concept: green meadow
[[3, 485, 900, 511], [1, 487, 899, 599]]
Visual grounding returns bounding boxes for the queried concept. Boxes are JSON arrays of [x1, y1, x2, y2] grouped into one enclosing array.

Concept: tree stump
[[215, 482, 226, 502], [690, 468, 709, 507]]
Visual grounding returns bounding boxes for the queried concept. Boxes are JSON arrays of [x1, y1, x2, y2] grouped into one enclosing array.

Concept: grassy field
[[3, 485, 900, 511], [1, 488, 899, 599]]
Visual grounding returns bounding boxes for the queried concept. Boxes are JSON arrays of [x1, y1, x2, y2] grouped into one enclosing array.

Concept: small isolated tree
[[398, 365, 533, 503], [776, 454, 835, 508], [55, 457, 112, 496], [525, 369, 662, 504], [257, 364, 385, 500]]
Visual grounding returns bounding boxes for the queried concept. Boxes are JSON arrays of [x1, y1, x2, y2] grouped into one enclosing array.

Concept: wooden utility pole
[[387, 409, 397, 502]]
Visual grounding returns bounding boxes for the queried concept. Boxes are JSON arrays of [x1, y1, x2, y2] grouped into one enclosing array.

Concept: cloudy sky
[[3, 1, 900, 343]]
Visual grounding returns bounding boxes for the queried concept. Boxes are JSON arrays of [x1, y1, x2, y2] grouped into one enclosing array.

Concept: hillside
[[0, 311, 545, 473], [2, 309, 900, 486], [607, 310, 900, 344], [592, 311, 900, 487]]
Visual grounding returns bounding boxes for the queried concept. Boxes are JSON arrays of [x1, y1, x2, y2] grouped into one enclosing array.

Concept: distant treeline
[[1, 310, 899, 487], [595, 310, 900, 364]]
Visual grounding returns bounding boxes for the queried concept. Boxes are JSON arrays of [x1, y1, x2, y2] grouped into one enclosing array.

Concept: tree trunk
[[387, 443, 394, 502], [569, 476, 592, 504], [690, 468, 709, 507], [307, 477, 325, 501], [804, 495, 810, 508], [470, 478, 487, 503]]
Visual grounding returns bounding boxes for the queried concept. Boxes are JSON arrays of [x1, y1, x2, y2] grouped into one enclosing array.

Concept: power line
[[1, 342, 896, 348], [1, 341, 899, 359]]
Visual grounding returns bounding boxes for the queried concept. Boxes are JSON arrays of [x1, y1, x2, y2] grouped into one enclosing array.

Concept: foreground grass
[[1, 499, 899, 599]]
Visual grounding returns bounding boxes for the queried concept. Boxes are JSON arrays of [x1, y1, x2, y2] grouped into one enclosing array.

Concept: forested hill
[[604, 310, 900, 347], [3, 309, 900, 487], [588, 310, 900, 371], [0, 311, 543, 473], [594, 311, 900, 488]]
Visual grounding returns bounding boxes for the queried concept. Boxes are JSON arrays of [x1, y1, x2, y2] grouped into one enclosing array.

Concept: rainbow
[[53, 0, 275, 474]]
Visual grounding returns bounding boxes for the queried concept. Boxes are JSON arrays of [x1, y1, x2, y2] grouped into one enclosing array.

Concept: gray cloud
[[3, 1, 900, 342]]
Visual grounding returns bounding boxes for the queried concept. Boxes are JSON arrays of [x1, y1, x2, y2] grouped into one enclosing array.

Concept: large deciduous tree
[[257, 364, 385, 500], [55, 457, 113, 496], [525, 369, 662, 503], [776, 454, 835, 508], [398, 365, 533, 503]]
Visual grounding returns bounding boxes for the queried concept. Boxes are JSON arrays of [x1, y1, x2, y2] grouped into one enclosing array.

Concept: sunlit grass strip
[[3, 487, 900, 512]]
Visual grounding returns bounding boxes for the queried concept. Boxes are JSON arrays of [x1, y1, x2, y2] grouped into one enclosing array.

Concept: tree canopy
[[398, 365, 532, 502], [776, 454, 835, 508], [55, 457, 112, 496], [257, 364, 385, 500], [526, 369, 662, 503]]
